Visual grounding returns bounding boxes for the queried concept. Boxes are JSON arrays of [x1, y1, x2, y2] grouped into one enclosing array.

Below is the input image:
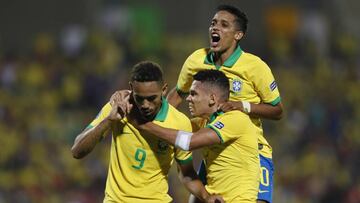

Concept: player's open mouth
[[211, 33, 221, 47], [188, 105, 193, 112]]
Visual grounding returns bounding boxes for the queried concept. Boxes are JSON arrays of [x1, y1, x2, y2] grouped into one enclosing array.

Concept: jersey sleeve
[[176, 52, 197, 95], [174, 117, 193, 165], [251, 61, 281, 105], [87, 102, 112, 129], [206, 112, 250, 143]]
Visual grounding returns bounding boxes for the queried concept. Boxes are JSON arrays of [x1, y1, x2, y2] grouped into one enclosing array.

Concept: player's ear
[[235, 31, 244, 41], [161, 83, 168, 97], [209, 93, 216, 107]]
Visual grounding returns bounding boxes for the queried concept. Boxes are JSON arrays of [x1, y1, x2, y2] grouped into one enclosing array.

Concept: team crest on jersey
[[231, 79, 242, 93], [213, 121, 224, 129], [157, 140, 169, 153]]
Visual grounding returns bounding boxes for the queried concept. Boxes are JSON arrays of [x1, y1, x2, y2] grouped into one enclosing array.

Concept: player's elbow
[[71, 149, 81, 159], [275, 107, 284, 120], [71, 145, 86, 159], [273, 111, 283, 120], [167, 87, 184, 107], [271, 103, 284, 120]]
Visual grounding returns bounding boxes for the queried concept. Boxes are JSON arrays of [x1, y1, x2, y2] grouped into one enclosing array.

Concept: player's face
[[130, 81, 167, 120], [186, 81, 214, 118], [209, 10, 242, 53]]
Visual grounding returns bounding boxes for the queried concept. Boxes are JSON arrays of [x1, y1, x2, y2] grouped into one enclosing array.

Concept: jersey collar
[[154, 97, 169, 122], [208, 110, 224, 124], [204, 45, 243, 69]]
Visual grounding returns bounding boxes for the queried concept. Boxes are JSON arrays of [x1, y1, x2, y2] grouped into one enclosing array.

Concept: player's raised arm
[[166, 86, 184, 108], [71, 94, 129, 159]]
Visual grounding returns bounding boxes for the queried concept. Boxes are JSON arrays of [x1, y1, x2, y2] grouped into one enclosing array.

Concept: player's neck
[[214, 45, 237, 66], [202, 106, 219, 120]]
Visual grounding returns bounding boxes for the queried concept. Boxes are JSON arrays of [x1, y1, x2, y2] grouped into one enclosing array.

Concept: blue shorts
[[197, 161, 207, 185], [258, 154, 274, 203], [197, 155, 274, 203]]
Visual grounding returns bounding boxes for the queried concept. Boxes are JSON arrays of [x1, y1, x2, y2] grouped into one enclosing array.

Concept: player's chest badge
[[157, 140, 169, 153], [231, 78, 242, 93]]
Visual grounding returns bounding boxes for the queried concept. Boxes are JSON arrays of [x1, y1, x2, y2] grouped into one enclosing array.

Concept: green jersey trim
[[208, 111, 224, 123], [204, 45, 243, 69], [85, 124, 93, 130], [154, 97, 169, 122], [269, 96, 281, 106], [176, 156, 193, 165]]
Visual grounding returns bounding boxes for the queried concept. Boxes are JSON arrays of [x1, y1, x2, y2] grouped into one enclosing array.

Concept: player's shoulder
[[182, 48, 209, 71], [239, 52, 269, 71], [220, 110, 251, 123], [167, 104, 191, 122], [187, 48, 209, 59], [214, 111, 254, 134], [167, 104, 192, 131], [240, 51, 269, 67]]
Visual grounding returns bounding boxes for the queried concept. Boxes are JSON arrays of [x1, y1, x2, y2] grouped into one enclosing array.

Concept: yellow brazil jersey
[[87, 99, 193, 203], [203, 111, 260, 202], [176, 46, 281, 158]]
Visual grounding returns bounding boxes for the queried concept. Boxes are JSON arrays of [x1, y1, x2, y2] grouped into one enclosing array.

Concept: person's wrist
[[104, 116, 114, 124], [201, 192, 210, 202], [241, 101, 251, 114]]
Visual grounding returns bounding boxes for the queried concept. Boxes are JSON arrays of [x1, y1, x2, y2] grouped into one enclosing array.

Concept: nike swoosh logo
[[259, 190, 269, 193]]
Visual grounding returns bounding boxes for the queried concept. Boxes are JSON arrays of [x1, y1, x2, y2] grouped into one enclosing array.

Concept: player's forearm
[[166, 87, 183, 108], [71, 118, 112, 159], [182, 179, 209, 201], [178, 165, 209, 201], [140, 122, 178, 145], [250, 102, 283, 120]]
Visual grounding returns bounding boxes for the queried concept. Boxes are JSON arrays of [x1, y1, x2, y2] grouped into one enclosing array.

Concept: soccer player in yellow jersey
[[71, 61, 223, 203], [132, 70, 260, 202], [167, 5, 283, 203]]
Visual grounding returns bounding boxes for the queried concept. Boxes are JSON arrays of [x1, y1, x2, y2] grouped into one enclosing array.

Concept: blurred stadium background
[[0, 0, 359, 202]]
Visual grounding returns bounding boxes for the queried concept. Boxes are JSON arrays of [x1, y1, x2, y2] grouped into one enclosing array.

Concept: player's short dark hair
[[216, 4, 248, 33], [130, 61, 163, 84], [193, 70, 229, 100]]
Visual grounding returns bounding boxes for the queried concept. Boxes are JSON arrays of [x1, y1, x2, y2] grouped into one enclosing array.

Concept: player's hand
[[110, 90, 133, 115], [108, 92, 132, 121], [205, 194, 224, 203], [218, 101, 242, 112]]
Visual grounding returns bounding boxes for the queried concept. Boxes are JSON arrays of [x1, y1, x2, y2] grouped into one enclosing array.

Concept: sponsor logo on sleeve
[[270, 81, 277, 91], [213, 121, 224, 129]]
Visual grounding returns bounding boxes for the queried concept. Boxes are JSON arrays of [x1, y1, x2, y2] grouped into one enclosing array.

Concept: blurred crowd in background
[[0, 1, 359, 203]]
